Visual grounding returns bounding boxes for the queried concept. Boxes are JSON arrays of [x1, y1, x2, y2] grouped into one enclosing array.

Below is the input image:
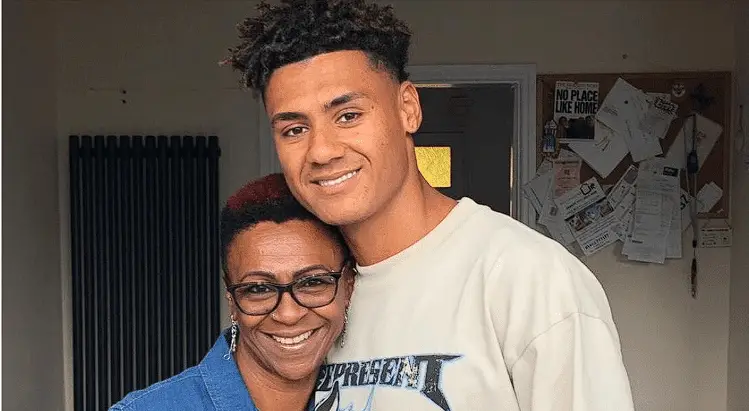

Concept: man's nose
[[306, 126, 345, 165]]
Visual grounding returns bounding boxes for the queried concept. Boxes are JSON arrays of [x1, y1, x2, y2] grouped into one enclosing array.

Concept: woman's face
[[225, 219, 353, 383]]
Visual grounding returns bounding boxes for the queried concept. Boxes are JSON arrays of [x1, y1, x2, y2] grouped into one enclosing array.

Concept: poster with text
[[554, 81, 600, 143]]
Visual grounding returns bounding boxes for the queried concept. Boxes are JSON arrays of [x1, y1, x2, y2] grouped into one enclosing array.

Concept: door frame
[[407, 64, 537, 227], [257, 63, 538, 227]]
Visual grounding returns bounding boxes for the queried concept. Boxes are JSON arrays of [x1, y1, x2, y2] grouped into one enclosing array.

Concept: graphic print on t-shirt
[[314, 354, 462, 411]]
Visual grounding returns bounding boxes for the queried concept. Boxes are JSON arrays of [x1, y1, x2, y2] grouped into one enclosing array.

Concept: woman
[[110, 173, 355, 411]]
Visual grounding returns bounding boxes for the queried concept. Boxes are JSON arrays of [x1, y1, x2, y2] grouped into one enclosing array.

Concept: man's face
[[264, 50, 422, 226]]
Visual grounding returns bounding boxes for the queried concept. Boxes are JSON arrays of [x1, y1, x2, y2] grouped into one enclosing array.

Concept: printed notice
[[622, 159, 680, 264], [553, 159, 582, 198], [643, 96, 679, 140], [554, 81, 600, 143], [555, 178, 620, 256]]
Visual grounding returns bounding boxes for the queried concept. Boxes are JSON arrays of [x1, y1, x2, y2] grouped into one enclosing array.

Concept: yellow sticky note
[[415, 146, 451, 188]]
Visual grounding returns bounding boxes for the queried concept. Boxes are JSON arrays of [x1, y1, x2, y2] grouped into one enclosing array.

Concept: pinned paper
[[696, 182, 723, 213], [664, 114, 723, 170], [536, 182, 576, 246], [647, 92, 671, 101], [622, 159, 680, 264], [553, 178, 619, 256], [642, 96, 679, 140], [553, 159, 581, 198], [596, 78, 664, 162], [522, 168, 553, 214], [609, 166, 638, 242], [554, 81, 600, 143], [608, 165, 638, 205], [680, 188, 694, 232], [541, 120, 560, 158], [568, 120, 629, 178], [536, 159, 553, 176], [678, 182, 723, 233]]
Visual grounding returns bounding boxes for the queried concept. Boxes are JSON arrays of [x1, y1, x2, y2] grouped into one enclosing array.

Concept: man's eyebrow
[[270, 92, 367, 126], [324, 92, 367, 111], [270, 111, 307, 126]]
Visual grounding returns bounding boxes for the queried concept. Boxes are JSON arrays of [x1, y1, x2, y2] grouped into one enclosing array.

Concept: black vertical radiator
[[69, 135, 222, 410]]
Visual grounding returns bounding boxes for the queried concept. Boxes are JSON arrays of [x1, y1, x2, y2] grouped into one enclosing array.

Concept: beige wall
[[728, 2, 749, 411], [2, 1, 65, 410], [2, 1, 743, 410]]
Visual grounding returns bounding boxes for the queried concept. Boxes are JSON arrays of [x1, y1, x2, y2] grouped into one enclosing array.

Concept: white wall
[[2, 1, 65, 410], [2, 1, 737, 410], [727, 2, 749, 410]]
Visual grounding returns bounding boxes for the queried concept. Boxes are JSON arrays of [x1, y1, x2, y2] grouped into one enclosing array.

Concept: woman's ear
[[399, 81, 423, 135], [343, 266, 356, 302], [226, 292, 237, 320]]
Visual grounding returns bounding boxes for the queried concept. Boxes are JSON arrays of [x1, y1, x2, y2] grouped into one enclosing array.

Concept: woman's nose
[[270, 291, 307, 325]]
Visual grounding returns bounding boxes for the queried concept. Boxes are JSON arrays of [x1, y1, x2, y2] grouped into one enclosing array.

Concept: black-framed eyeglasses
[[226, 260, 350, 316]]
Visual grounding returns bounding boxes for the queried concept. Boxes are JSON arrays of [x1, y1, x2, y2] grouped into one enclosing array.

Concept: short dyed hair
[[222, 0, 412, 98], [220, 173, 350, 286]]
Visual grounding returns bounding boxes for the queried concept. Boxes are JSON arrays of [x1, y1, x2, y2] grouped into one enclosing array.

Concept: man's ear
[[399, 81, 423, 135]]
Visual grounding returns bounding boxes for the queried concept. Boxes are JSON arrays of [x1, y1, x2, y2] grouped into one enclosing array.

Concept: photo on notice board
[[553, 81, 600, 143]]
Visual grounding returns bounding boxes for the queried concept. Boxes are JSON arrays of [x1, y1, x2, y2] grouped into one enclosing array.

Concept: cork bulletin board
[[536, 71, 732, 218]]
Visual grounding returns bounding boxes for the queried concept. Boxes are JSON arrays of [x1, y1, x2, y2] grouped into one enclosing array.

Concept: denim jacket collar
[[199, 330, 316, 411], [199, 331, 256, 411]]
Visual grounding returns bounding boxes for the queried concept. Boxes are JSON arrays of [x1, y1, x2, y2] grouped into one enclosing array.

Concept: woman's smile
[[266, 327, 321, 349]]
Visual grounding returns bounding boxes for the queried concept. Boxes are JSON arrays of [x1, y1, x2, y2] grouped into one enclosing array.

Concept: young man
[[224, 1, 634, 410]]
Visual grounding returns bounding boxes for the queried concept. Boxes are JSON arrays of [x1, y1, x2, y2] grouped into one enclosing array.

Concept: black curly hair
[[220, 173, 351, 287], [222, 0, 412, 98]]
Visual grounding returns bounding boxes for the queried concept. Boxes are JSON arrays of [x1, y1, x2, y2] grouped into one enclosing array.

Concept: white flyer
[[568, 120, 629, 178], [696, 181, 723, 213], [622, 159, 680, 263], [559, 179, 620, 256], [680, 181, 724, 231], [596, 78, 664, 162], [664, 113, 723, 170], [608, 165, 639, 206], [522, 168, 553, 214], [553, 178, 606, 220], [608, 166, 638, 242], [537, 183, 576, 246]]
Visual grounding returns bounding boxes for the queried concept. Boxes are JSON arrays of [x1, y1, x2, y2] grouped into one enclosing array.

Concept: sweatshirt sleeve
[[509, 312, 635, 411], [487, 238, 635, 411]]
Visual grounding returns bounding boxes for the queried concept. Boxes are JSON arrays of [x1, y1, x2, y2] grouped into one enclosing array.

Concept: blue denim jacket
[[109, 330, 315, 410]]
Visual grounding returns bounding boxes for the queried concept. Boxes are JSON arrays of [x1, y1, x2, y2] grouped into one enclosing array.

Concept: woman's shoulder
[[109, 366, 213, 411]]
